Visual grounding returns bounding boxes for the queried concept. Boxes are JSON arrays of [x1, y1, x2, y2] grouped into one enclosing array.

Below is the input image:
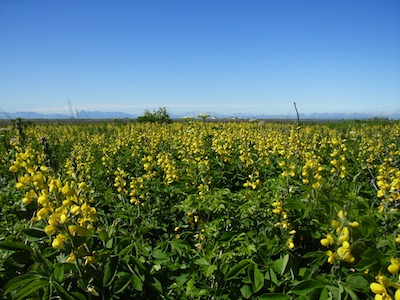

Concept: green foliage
[[137, 107, 172, 123], [1, 120, 400, 299]]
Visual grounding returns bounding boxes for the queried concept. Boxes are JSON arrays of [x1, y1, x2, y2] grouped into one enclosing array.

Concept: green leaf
[[4, 251, 33, 270], [205, 265, 218, 278], [114, 274, 132, 294], [52, 280, 75, 300], [345, 274, 369, 292], [153, 249, 169, 259], [253, 266, 264, 293], [174, 273, 190, 287], [281, 254, 289, 275], [240, 284, 253, 299], [131, 274, 143, 291], [106, 238, 114, 249], [343, 284, 360, 300], [258, 294, 291, 300], [152, 249, 171, 264], [0, 241, 31, 251], [150, 276, 163, 293], [70, 292, 87, 300], [4, 274, 42, 295], [219, 232, 236, 242], [22, 228, 47, 241], [53, 263, 65, 283], [103, 256, 118, 287], [170, 239, 189, 256], [273, 254, 289, 275], [376, 239, 389, 249], [224, 259, 253, 280], [13, 279, 48, 300], [290, 279, 325, 295]]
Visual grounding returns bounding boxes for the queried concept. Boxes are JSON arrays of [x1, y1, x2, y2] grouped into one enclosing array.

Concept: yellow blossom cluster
[[329, 139, 348, 179], [9, 145, 97, 259], [370, 274, 400, 300], [157, 153, 179, 185], [272, 198, 295, 249], [301, 152, 323, 189], [114, 167, 128, 194], [376, 158, 400, 212], [321, 210, 359, 264], [243, 171, 261, 190]]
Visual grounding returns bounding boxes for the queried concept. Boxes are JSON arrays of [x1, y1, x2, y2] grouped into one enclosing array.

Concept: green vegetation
[[0, 120, 399, 299]]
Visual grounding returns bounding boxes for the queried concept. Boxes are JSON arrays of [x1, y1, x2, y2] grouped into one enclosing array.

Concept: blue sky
[[1, 0, 399, 116]]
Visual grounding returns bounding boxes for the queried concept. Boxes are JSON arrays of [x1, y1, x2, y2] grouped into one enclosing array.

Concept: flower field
[[0, 119, 399, 299]]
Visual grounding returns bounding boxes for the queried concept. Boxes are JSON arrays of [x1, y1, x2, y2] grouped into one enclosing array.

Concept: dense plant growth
[[0, 119, 399, 299]]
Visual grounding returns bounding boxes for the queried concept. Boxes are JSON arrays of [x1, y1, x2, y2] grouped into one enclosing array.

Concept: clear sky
[[1, 0, 399, 116]]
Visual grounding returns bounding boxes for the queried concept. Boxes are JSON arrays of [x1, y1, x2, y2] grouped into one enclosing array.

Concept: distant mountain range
[[1, 110, 399, 120]]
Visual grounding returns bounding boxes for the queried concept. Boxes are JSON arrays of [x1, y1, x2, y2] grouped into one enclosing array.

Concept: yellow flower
[[370, 282, 385, 294], [395, 289, 400, 300], [16, 182, 25, 190], [349, 221, 359, 227], [37, 208, 49, 220], [85, 256, 97, 265], [9, 165, 18, 173], [388, 263, 399, 275], [66, 252, 76, 263], [52, 235, 66, 250], [22, 197, 32, 204], [44, 225, 58, 235]]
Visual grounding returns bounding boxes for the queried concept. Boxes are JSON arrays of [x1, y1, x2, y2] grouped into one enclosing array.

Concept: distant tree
[[137, 107, 172, 124]]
